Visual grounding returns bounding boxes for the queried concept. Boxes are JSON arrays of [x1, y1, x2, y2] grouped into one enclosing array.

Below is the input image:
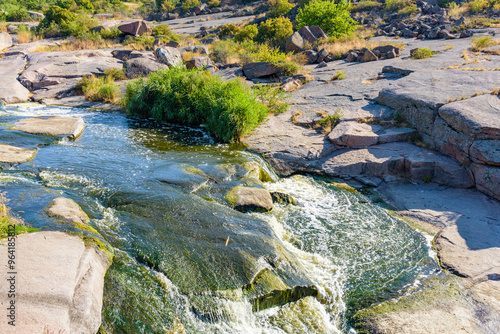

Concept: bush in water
[[124, 67, 269, 143]]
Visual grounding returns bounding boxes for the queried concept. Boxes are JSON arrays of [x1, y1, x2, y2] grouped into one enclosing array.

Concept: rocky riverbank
[[1, 7, 500, 334]]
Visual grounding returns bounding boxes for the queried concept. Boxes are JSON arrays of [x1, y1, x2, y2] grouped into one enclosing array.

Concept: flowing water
[[0, 104, 436, 333]]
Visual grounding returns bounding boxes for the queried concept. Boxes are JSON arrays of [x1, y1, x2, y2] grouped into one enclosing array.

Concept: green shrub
[[6, 8, 33, 22], [470, 0, 489, 11], [152, 23, 172, 36], [351, 0, 383, 12], [76, 0, 94, 11], [252, 84, 290, 114], [125, 67, 269, 143], [256, 16, 293, 47], [296, 0, 357, 38], [182, 0, 201, 11], [219, 23, 241, 38], [398, 4, 418, 15], [385, 0, 416, 12], [208, 0, 221, 7], [268, 0, 294, 18], [410, 47, 435, 59], [75, 74, 121, 103], [104, 68, 127, 80], [331, 70, 346, 80], [471, 36, 498, 51], [38, 5, 76, 35], [100, 27, 121, 39], [234, 24, 258, 42]]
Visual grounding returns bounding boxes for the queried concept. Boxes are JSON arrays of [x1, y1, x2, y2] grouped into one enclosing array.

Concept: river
[[0, 104, 436, 333]]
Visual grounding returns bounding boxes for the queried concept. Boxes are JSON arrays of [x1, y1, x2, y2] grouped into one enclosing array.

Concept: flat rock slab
[[438, 94, 500, 140], [0, 144, 37, 163], [328, 121, 416, 148], [226, 186, 273, 212], [45, 197, 89, 225], [12, 116, 85, 139], [0, 231, 110, 334], [322, 142, 473, 188]]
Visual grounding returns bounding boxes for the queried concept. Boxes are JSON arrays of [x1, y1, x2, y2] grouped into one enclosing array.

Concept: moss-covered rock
[[271, 192, 297, 205], [226, 185, 273, 212]]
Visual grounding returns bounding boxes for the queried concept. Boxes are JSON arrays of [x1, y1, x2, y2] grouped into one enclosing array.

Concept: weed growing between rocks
[[331, 70, 346, 80], [0, 193, 35, 239], [315, 109, 344, 134], [471, 35, 499, 52], [75, 69, 126, 104], [410, 47, 436, 59]]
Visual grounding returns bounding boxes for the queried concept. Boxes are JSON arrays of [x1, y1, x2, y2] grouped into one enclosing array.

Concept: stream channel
[[0, 104, 437, 333]]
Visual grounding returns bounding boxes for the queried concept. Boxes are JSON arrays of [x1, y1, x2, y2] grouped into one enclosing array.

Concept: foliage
[[125, 67, 269, 143], [219, 23, 241, 39], [152, 23, 179, 41], [100, 27, 122, 39], [351, 0, 383, 12], [6, 7, 34, 21], [398, 4, 417, 15], [268, 0, 293, 18], [471, 35, 498, 51], [182, 0, 201, 11], [296, 0, 357, 38], [470, 0, 489, 11], [256, 16, 293, 48], [315, 109, 343, 133], [331, 70, 346, 80], [252, 84, 290, 114], [385, 0, 413, 12], [207, 0, 220, 7], [0, 193, 35, 239], [37, 5, 77, 36], [234, 24, 258, 42], [75, 74, 121, 103], [410, 47, 435, 59]]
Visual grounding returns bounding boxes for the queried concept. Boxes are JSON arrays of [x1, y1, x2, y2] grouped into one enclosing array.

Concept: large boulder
[[185, 56, 213, 69], [226, 186, 273, 212], [0, 144, 37, 163], [0, 55, 30, 104], [0, 32, 12, 50], [285, 26, 327, 53], [154, 46, 182, 67], [118, 20, 152, 36], [125, 57, 168, 77], [11, 116, 85, 139], [242, 62, 279, 79], [0, 232, 111, 334]]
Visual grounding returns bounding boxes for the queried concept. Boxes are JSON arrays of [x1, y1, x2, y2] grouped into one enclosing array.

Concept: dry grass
[[291, 111, 303, 125], [31, 38, 121, 52], [181, 50, 204, 62], [442, 44, 455, 51], [17, 31, 41, 44], [447, 2, 470, 17]]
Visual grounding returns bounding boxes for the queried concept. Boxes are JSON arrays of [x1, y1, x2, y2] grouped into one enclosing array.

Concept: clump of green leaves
[[253, 84, 290, 114], [219, 23, 241, 39], [268, 0, 294, 18], [152, 23, 179, 42], [125, 67, 270, 143], [296, 0, 357, 38], [182, 0, 201, 11], [256, 16, 293, 48], [234, 24, 258, 42], [75, 71, 124, 104], [315, 109, 343, 133], [471, 36, 498, 51], [331, 70, 346, 80], [410, 47, 436, 59]]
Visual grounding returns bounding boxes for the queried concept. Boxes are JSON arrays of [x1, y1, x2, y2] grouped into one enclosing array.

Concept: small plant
[[165, 318, 185, 334], [253, 84, 290, 114], [397, 4, 418, 15], [394, 112, 403, 123], [315, 109, 343, 133], [422, 175, 432, 183], [296, 0, 357, 38], [469, 0, 489, 12], [182, 0, 202, 11], [268, 0, 294, 18], [471, 36, 498, 51], [443, 44, 455, 51], [75, 74, 121, 104], [207, 0, 221, 7], [331, 70, 346, 80], [104, 68, 127, 81], [385, 0, 414, 12], [411, 48, 435, 59]]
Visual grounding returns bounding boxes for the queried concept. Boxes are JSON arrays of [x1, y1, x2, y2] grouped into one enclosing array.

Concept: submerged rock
[[0, 231, 111, 334], [226, 185, 273, 212], [106, 185, 316, 313], [271, 192, 296, 205], [0, 144, 37, 164], [45, 197, 89, 225]]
